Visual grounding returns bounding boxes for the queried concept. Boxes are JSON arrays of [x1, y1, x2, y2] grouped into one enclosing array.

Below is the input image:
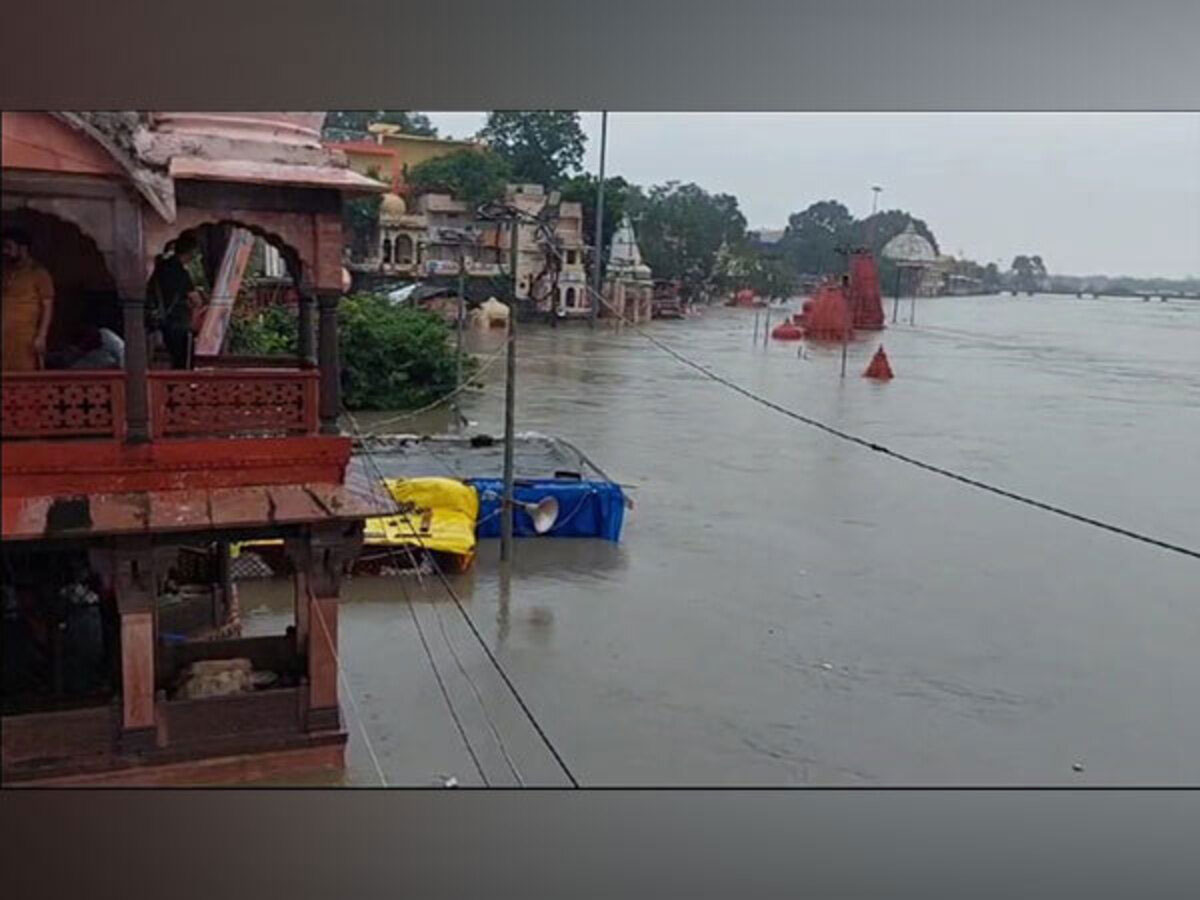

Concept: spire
[[608, 214, 644, 270]]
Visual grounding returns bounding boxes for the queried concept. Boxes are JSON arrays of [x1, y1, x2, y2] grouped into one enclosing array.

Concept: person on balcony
[[2, 228, 56, 371], [147, 234, 205, 369]]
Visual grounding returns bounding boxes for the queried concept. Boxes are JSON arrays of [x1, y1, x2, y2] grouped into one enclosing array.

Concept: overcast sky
[[423, 112, 1199, 279]]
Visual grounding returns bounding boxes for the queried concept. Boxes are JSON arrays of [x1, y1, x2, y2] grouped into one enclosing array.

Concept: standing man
[[2, 228, 56, 371], [147, 233, 204, 369]]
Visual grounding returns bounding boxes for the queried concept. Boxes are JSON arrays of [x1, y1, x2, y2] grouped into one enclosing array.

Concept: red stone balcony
[[2, 368, 320, 442], [1, 366, 347, 502]]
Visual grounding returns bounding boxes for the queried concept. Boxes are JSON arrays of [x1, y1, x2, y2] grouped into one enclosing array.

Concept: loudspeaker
[[521, 496, 560, 534]]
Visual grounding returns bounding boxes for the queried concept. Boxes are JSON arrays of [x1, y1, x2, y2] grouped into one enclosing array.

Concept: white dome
[[882, 223, 936, 265], [379, 192, 407, 223]]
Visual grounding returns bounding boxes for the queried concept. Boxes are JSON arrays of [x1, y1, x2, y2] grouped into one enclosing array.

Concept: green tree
[[338, 295, 468, 409], [478, 111, 586, 187], [982, 262, 1002, 293], [406, 148, 512, 211], [227, 295, 474, 410], [637, 181, 747, 299], [342, 166, 385, 260], [1009, 254, 1047, 292], [745, 249, 800, 302], [778, 200, 857, 275], [323, 111, 437, 140]]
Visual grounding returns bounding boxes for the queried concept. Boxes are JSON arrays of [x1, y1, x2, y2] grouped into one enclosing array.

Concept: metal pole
[[591, 111, 607, 328], [892, 266, 902, 323], [753, 309, 759, 342], [763, 306, 771, 346], [455, 240, 466, 431], [501, 217, 519, 563]]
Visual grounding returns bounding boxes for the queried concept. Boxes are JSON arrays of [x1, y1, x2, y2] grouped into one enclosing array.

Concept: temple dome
[[882, 222, 936, 265], [379, 192, 407, 223]]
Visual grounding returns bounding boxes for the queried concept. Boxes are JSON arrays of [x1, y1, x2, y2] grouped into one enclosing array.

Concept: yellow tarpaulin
[[233, 477, 479, 561], [364, 477, 478, 557]]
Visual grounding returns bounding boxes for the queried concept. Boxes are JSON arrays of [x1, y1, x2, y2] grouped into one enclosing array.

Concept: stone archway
[[1, 207, 121, 361]]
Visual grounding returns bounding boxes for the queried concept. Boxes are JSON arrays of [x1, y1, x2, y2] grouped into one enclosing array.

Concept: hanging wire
[[347, 435, 491, 786], [361, 336, 513, 433], [349, 411, 531, 786], [346, 410, 580, 787], [542, 236, 1200, 563], [310, 589, 389, 786]]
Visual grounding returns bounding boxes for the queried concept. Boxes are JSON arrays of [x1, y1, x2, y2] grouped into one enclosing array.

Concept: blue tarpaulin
[[466, 478, 626, 542]]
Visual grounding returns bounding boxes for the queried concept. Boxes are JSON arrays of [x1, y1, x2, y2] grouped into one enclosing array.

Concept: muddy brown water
[[240, 295, 1200, 785]]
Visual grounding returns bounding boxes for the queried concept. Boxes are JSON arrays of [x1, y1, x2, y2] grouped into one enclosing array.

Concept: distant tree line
[[329, 111, 1192, 305]]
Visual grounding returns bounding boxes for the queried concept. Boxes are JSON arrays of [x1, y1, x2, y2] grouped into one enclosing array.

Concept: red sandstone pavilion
[[1, 112, 394, 785]]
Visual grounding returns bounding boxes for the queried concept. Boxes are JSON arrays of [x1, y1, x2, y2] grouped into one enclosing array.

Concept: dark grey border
[[1, 0, 1197, 109], [4, 790, 1200, 897], [4, 3, 1200, 897]]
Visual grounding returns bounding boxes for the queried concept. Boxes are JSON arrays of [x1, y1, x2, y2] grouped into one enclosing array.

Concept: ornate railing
[[149, 369, 319, 438], [1, 370, 126, 440]]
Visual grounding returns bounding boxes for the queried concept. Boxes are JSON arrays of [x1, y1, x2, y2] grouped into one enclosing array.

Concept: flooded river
[[242, 294, 1200, 785]]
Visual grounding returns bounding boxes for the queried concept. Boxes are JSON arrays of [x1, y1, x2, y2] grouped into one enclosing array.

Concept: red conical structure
[[863, 345, 894, 380], [847, 250, 886, 330]]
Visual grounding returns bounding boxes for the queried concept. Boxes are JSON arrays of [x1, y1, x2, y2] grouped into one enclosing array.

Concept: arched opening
[[565, 287, 577, 308], [151, 221, 306, 363], [1, 207, 121, 369], [395, 234, 414, 265], [382, 237, 393, 264]]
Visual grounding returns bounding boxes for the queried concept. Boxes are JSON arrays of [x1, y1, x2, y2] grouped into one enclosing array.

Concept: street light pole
[[591, 111, 607, 328], [501, 215, 519, 563], [455, 236, 467, 431]]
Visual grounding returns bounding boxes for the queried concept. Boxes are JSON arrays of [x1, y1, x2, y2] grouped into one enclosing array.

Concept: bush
[[339, 294, 470, 410], [227, 304, 299, 356], [226, 294, 473, 411]]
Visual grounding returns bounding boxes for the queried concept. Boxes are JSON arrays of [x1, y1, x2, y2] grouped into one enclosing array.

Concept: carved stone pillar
[[317, 292, 341, 434], [113, 539, 157, 751], [122, 295, 150, 443], [298, 294, 317, 365]]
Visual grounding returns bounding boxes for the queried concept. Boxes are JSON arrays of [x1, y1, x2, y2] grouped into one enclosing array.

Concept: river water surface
[[242, 294, 1199, 785]]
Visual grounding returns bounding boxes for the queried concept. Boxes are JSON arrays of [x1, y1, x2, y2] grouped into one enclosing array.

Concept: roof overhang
[[169, 157, 388, 194], [1, 478, 395, 542]]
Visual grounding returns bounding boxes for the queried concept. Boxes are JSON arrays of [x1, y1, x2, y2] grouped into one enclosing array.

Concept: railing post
[[123, 295, 151, 443], [317, 291, 341, 435], [298, 294, 317, 365]]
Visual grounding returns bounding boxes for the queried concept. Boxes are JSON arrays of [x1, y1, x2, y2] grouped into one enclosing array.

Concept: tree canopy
[[636, 181, 747, 297], [1009, 254, 1049, 292], [478, 111, 586, 187], [323, 111, 436, 140], [406, 148, 512, 212]]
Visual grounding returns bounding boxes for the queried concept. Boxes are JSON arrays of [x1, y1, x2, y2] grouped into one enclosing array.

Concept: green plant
[[337, 294, 476, 411]]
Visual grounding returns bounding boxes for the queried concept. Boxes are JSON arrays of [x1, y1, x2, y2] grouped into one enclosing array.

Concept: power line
[[555, 253, 1200, 563], [347, 411, 575, 786], [310, 593, 389, 786], [346, 436, 491, 786]]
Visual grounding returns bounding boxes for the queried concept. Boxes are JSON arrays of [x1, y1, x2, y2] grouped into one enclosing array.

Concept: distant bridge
[[1013, 289, 1200, 302]]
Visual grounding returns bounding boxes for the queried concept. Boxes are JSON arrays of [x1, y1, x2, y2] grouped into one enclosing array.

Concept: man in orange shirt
[[2, 228, 56, 371]]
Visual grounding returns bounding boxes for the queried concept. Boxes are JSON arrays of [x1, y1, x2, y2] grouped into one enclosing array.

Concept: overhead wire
[[346, 408, 580, 787], [543, 233, 1200, 562], [348, 410, 532, 786]]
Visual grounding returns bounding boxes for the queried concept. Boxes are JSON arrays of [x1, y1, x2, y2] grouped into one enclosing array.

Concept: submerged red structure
[[795, 250, 887, 342], [799, 281, 854, 342], [846, 250, 886, 330], [864, 345, 894, 380]]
